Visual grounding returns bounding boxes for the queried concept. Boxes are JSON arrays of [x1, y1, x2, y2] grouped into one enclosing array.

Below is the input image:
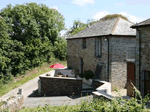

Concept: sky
[[0, 0, 150, 36]]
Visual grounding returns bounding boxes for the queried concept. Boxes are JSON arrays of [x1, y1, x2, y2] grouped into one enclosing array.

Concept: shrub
[[79, 73, 85, 78], [84, 70, 94, 80], [79, 70, 94, 80]]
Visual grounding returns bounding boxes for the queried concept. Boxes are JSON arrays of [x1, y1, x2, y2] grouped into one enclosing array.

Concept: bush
[[79, 73, 85, 78], [79, 70, 94, 80]]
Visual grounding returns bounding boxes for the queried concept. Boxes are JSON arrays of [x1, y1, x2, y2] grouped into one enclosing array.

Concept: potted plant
[[79, 70, 94, 85]]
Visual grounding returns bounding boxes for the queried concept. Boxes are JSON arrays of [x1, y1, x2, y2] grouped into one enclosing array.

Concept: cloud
[[71, 0, 95, 6], [92, 11, 145, 23], [92, 11, 109, 20], [117, 12, 144, 23], [49, 6, 58, 10]]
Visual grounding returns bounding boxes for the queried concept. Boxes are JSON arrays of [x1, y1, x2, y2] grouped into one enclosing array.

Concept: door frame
[[126, 61, 135, 97]]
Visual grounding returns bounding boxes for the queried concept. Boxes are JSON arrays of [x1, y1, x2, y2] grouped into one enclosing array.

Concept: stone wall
[[135, 27, 150, 96], [0, 95, 24, 112], [110, 36, 136, 89], [67, 36, 136, 90], [40, 76, 82, 96], [67, 37, 108, 80]]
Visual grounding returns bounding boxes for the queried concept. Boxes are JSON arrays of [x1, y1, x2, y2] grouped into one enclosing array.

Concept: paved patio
[[111, 89, 131, 99]]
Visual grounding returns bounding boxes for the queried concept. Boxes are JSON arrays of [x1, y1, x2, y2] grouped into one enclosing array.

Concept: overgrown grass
[[0, 60, 67, 97], [18, 97, 150, 112], [100, 14, 129, 21]]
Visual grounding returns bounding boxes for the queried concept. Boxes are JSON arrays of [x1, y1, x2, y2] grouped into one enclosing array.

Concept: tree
[[53, 36, 67, 60], [0, 3, 66, 84], [65, 19, 98, 37], [65, 19, 87, 37], [0, 3, 65, 45]]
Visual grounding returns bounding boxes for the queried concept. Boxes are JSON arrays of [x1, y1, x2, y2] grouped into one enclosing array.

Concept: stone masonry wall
[[135, 27, 150, 96], [110, 36, 136, 89], [67, 37, 108, 81], [40, 77, 82, 96], [67, 36, 136, 90]]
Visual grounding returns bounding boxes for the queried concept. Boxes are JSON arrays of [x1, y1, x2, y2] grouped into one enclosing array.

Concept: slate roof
[[131, 18, 150, 28], [67, 17, 136, 39]]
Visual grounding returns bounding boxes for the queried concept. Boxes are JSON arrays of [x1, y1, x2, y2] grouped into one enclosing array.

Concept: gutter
[[137, 28, 141, 92]]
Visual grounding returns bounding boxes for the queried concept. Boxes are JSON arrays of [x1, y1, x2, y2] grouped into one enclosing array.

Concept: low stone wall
[[92, 79, 104, 90], [40, 76, 82, 96], [0, 95, 24, 112]]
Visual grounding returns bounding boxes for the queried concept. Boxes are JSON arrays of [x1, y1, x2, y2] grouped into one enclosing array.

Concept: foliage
[[66, 19, 100, 37], [100, 14, 129, 21], [65, 19, 87, 37], [79, 70, 94, 80], [18, 97, 150, 112], [71, 27, 86, 36], [0, 3, 66, 85], [53, 37, 67, 60], [0, 3, 65, 45]]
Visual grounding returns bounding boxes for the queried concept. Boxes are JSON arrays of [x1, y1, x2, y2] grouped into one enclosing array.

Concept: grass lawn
[[0, 60, 67, 97]]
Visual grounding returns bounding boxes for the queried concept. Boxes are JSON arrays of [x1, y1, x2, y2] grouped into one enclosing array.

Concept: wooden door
[[127, 62, 135, 97]]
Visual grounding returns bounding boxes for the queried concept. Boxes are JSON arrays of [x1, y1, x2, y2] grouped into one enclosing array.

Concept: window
[[79, 58, 83, 74], [95, 37, 102, 57], [82, 38, 86, 49]]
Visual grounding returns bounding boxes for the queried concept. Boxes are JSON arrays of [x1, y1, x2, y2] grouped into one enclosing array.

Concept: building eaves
[[131, 18, 150, 28]]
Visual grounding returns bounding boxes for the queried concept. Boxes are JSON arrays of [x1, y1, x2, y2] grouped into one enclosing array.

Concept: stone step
[[82, 90, 93, 93], [92, 91, 113, 100]]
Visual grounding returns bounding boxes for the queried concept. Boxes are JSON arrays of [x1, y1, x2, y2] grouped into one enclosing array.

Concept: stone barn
[[67, 17, 136, 90]]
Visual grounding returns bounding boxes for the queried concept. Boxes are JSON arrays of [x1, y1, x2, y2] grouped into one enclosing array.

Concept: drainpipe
[[137, 28, 141, 92], [106, 36, 110, 82]]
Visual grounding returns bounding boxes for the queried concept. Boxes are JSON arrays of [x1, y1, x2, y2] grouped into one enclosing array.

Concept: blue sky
[[0, 0, 149, 35]]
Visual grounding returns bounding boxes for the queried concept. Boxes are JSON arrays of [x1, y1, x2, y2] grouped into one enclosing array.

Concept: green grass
[[0, 60, 67, 97]]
